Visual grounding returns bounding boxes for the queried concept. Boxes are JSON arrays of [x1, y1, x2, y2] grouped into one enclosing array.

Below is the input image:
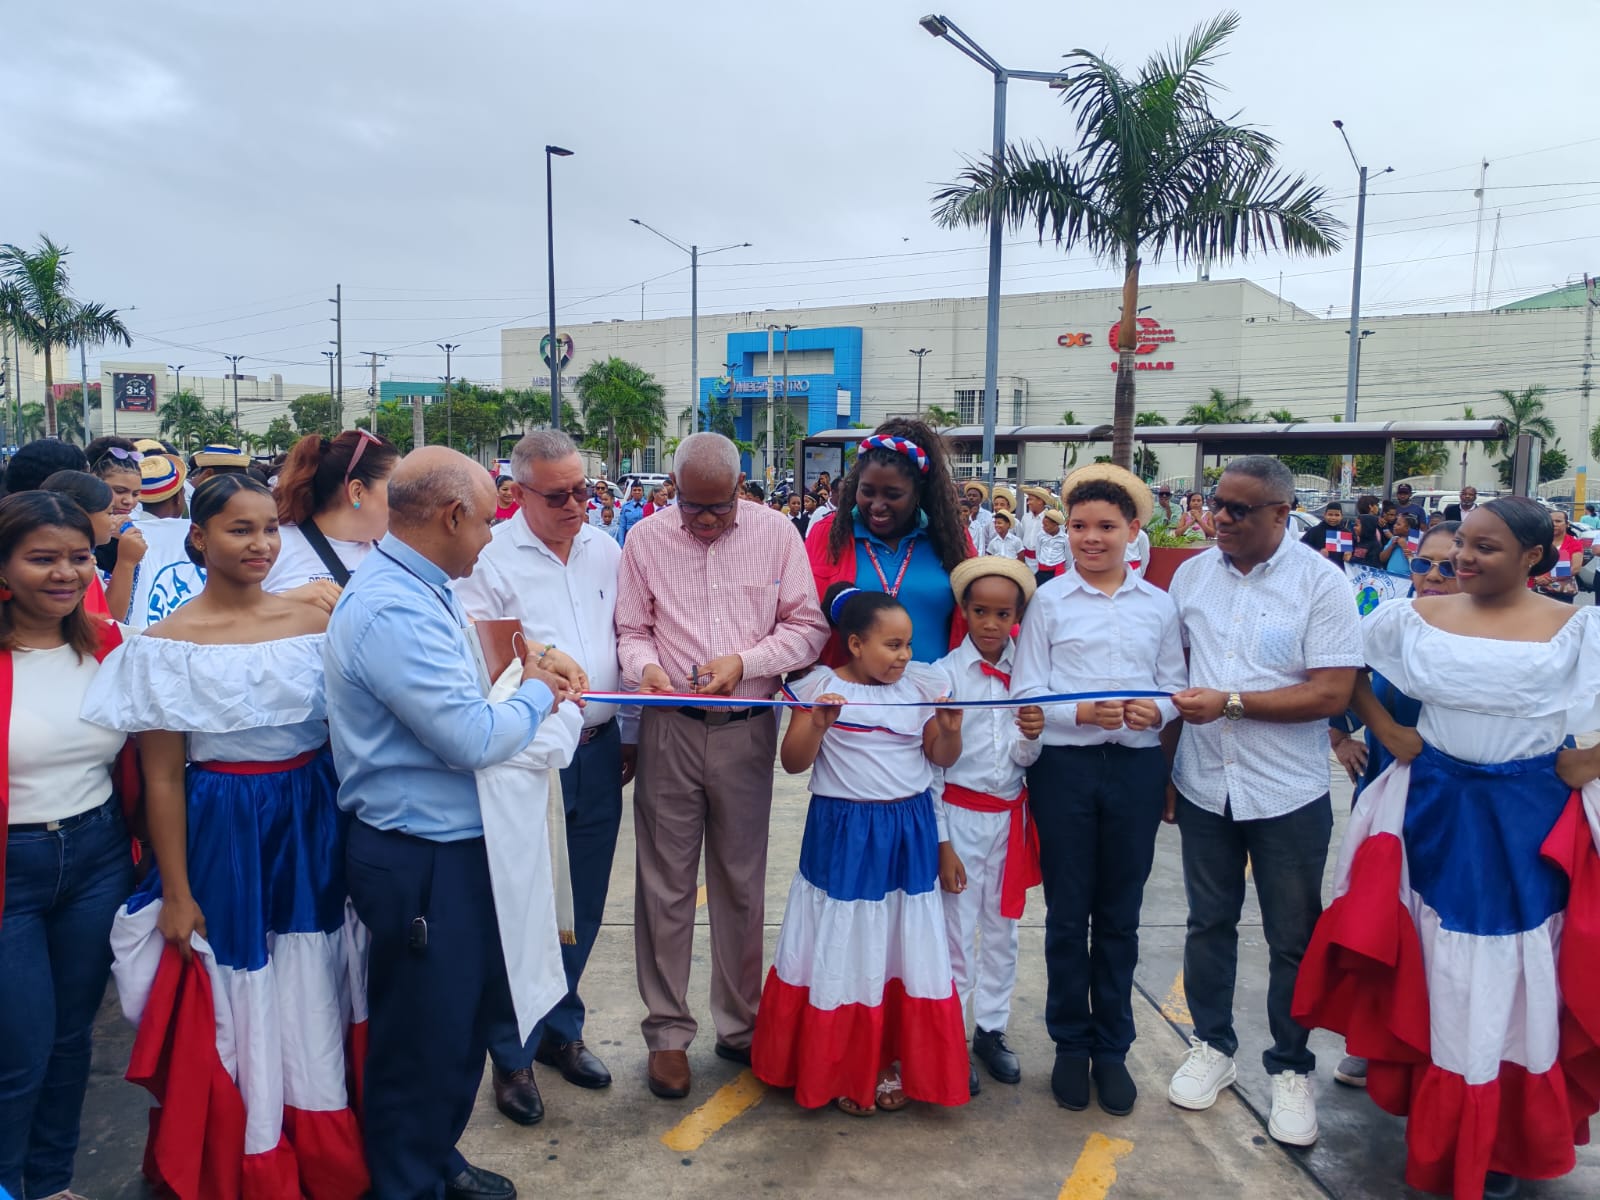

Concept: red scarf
[[942, 783, 1041, 919], [1, 620, 141, 926]]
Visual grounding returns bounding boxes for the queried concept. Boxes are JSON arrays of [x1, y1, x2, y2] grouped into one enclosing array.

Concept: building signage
[[1057, 332, 1092, 347], [1107, 316, 1176, 371], [113, 372, 157, 412], [540, 332, 574, 371], [711, 377, 811, 397]]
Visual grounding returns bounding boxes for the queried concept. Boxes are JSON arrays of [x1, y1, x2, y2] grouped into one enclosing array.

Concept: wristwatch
[[1223, 692, 1245, 721]]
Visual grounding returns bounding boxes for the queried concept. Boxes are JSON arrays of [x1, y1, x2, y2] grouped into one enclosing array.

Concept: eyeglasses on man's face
[[678, 497, 738, 517], [527, 484, 590, 509], [1207, 495, 1285, 523]]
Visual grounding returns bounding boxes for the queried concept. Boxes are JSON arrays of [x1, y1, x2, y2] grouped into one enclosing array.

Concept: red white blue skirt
[[751, 790, 969, 1109], [110, 750, 369, 1200], [1293, 745, 1600, 1199]]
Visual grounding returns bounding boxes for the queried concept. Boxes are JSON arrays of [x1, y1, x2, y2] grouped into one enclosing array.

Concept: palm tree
[[1132, 410, 1168, 480], [932, 12, 1340, 469], [0, 236, 132, 438], [1486, 386, 1557, 482], [925, 404, 959, 430], [159, 390, 211, 451], [1060, 408, 1081, 473], [17, 402, 45, 441], [1263, 408, 1301, 424], [1457, 404, 1479, 490], [1182, 387, 1255, 426], [575, 357, 666, 477]]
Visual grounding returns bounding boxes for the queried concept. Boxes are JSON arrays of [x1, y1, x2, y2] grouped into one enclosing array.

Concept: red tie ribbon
[[978, 662, 1011, 687], [942, 784, 1041, 919]]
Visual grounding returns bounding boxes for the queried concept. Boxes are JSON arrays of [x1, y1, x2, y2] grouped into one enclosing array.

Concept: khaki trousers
[[633, 706, 778, 1052]]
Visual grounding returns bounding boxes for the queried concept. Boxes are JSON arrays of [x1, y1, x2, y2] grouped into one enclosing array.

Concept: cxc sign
[[1057, 331, 1092, 347]]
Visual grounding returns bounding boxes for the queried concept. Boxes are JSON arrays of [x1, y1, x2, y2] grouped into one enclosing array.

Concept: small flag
[[1554, 559, 1573, 579], [1406, 531, 1421, 553], [1327, 530, 1352, 554]]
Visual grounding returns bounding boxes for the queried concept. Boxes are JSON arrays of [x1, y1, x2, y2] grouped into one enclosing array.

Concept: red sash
[[1, 620, 141, 926], [191, 747, 322, 775], [943, 782, 1041, 919]]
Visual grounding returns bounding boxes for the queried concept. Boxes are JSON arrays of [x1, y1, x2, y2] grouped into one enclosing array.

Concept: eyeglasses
[[344, 430, 383, 484], [678, 495, 739, 517], [1207, 496, 1285, 522], [1409, 556, 1456, 578], [527, 484, 590, 509]]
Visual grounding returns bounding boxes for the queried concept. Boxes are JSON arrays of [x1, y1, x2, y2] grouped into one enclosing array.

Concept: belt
[[579, 717, 618, 745], [11, 796, 115, 834], [192, 745, 325, 775], [675, 705, 759, 726]]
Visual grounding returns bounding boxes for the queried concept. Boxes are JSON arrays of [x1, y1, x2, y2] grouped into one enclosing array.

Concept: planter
[[1144, 543, 1211, 591]]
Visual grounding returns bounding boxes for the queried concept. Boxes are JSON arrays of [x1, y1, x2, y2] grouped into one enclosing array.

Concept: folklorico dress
[[751, 664, 969, 1110], [83, 635, 368, 1200], [1292, 601, 1600, 1199]]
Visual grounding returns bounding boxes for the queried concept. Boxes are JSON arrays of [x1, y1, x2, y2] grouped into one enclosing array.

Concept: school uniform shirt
[[967, 508, 995, 556], [1012, 568, 1186, 749], [929, 639, 1041, 837], [782, 664, 947, 801], [985, 531, 1023, 560], [1017, 510, 1043, 564], [1168, 532, 1364, 820], [1125, 529, 1150, 578], [262, 523, 377, 593], [1035, 530, 1070, 572]]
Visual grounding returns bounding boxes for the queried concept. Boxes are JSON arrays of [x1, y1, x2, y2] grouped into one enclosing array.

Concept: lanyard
[[375, 547, 458, 623], [863, 538, 915, 597]]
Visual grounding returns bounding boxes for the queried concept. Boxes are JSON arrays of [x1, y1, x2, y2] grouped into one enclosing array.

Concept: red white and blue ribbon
[[858, 434, 930, 475], [578, 689, 1170, 710]]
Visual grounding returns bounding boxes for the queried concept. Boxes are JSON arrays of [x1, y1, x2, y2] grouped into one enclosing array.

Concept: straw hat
[[1061, 462, 1154, 527], [1041, 508, 1066, 528], [949, 555, 1036, 606], [991, 485, 1015, 510], [1020, 485, 1052, 507], [140, 453, 186, 503], [132, 438, 167, 455], [194, 443, 249, 469], [960, 479, 990, 500]]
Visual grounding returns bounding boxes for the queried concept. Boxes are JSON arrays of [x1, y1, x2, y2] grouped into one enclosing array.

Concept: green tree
[[289, 392, 336, 436], [0, 235, 132, 438], [1182, 387, 1255, 426], [1485, 386, 1558, 485], [1496, 442, 1569, 488], [204, 406, 238, 446], [159, 390, 211, 451], [263, 416, 298, 453], [16, 402, 45, 441], [1060, 408, 1081, 473], [53, 384, 102, 444], [932, 12, 1339, 469], [1133, 409, 1168, 480], [575, 357, 667, 477], [924, 404, 959, 429]]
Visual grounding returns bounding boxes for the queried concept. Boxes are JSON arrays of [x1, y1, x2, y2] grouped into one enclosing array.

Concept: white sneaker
[[1167, 1036, 1238, 1110], [1267, 1070, 1319, 1146]]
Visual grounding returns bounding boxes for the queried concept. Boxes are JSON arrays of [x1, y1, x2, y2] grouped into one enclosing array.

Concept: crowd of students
[[0, 423, 1597, 1200]]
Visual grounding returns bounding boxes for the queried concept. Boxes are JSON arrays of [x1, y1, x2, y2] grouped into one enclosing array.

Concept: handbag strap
[[299, 518, 353, 587]]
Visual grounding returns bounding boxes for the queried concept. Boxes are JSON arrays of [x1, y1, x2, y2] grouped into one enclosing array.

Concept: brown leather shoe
[[492, 1065, 544, 1125], [647, 1049, 691, 1099]]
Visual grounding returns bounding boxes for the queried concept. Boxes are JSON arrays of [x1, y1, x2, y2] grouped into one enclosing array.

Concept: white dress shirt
[[929, 638, 1042, 838], [1035, 530, 1070, 570], [985, 531, 1023, 560], [1125, 529, 1150, 578], [967, 507, 995, 555], [1012, 568, 1187, 748], [1169, 532, 1364, 819], [454, 517, 637, 741]]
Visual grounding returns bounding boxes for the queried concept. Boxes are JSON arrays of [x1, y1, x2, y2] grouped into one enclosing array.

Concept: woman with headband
[[806, 418, 974, 666]]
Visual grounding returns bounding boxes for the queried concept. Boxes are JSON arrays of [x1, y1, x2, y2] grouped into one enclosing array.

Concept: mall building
[[502, 276, 1596, 490]]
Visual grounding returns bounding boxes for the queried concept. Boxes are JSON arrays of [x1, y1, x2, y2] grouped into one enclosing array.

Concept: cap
[[949, 555, 1036, 607], [193, 443, 249, 469], [1062, 462, 1154, 526], [140, 453, 186, 503]]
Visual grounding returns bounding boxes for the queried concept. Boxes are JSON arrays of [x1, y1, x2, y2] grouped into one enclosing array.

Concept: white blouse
[[9, 645, 127, 824], [1361, 601, 1600, 764], [82, 634, 328, 763], [784, 664, 949, 801], [263, 524, 375, 593]]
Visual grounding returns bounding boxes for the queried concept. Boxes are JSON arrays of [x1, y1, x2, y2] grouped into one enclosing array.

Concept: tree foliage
[[575, 357, 667, 477], [290, 392, 336, 436], [159, 390, 213, 451]]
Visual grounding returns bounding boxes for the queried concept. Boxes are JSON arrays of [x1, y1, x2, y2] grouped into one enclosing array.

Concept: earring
[[0, 578, 10, 602], [353, 499, 362, 510]]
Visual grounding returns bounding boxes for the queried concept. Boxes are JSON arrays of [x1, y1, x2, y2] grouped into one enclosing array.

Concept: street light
[[168, 364, 185, 400], [909, 348, 931, 413], [1333, 119, 1393, 497], [439, 342, 460, 447], [545, 145, 574, 432], [630, 218, 750, 435], [920, 14, 1069, 490]]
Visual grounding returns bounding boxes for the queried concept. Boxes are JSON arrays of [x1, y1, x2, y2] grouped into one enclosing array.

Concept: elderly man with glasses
[[454, 429, 635, 1129], [615, 432, 829, 1102]]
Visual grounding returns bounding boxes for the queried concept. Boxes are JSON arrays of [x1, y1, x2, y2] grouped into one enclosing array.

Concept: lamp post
[[909, 348, 931, 413], [225, 354, 244, 433], [320, 352, 336, 434], [168, 364, 185, 401], [630, 218, 749, 435], [545, 145, 574, 431], [1334, 119, 1392, 497], [439, 342, 460, 447], [920, 14, 1069, 492]]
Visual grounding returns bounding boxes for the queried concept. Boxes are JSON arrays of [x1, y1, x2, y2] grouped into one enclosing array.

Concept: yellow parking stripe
[[660, 1069, 766, 1152], [1161, 970, 1192, 1025], [696, 884, 707, 907], [1058, 1132, 1135, 1200]]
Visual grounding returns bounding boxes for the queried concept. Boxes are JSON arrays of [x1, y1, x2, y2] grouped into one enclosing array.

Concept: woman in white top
[[263, 428, 398, 604], [85, 475, 369, 1199], [1293, 498, 1600, 1200], [0, 491, 137, 1200]]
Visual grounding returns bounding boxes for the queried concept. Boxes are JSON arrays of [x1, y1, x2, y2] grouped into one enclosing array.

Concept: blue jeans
[[489, 720, 624, 1066], [0, 800, 133, 1199], [1176, 792, 1332, 1076]]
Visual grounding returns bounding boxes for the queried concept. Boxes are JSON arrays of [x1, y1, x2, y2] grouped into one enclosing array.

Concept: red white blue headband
[[859, 434, 930, 475]]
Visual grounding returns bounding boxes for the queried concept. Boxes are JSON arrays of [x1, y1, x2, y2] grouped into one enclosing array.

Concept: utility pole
[[329, 284, 343, 429], [1469, 160, 1490, 310], [80, 343, 91, 445], [224, 354, 244, 433], [909, 348, 931, 413], [690, 245, 699, 434], [321, 352, 336, 432], [779, 324, 795, 481], [1579, 274, 1597, 513], [362, 351, 386, 433], [1334, 120, 1391, 497], [765, 325, 777, 484], [439, 342, 460, 447]]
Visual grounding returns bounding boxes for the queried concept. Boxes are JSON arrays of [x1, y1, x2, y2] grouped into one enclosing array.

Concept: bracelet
[[538, 643, 555, 664]]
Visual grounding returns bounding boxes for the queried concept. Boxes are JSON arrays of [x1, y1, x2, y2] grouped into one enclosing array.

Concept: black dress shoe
[[714, 1041, 752, 1066], [491, 1065, 544, 1126], [445, 1160, 517, 1200], [1482, 1172, 1519, 1200], [972, 1026, 1022, 1085], [1051, 1052, 1091, 1111], [1092, 1059, 1138, 1116], [534, 1038, 613, 1089], [968, 1059, 981, 1097]]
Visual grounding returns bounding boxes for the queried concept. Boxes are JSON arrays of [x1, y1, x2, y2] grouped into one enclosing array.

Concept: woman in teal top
[[807, 417, 974, 665]]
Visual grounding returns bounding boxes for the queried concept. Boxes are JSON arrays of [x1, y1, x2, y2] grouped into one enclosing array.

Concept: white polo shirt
[[1169, 531, 1363, 820]]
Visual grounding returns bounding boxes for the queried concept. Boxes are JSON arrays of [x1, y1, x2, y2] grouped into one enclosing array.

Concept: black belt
[[10, 796, 114, 834], [675, 705, 759, 726], [579, 717, 618, 745]]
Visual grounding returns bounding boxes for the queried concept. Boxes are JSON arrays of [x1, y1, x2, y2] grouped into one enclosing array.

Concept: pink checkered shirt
[[616, 503, 829, 700]]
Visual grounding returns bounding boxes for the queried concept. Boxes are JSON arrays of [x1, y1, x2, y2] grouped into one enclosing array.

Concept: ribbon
[[578, 689, 1169, 710]]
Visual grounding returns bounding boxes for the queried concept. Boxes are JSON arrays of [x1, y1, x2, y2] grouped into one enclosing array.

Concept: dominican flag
[[1406, 531, 1422, 554], [1327, 529, 1353, 555], [1554, 558, 1574, 579]]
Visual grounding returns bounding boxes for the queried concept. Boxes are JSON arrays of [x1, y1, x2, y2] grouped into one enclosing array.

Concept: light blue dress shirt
[[324, 533, 555, 841]]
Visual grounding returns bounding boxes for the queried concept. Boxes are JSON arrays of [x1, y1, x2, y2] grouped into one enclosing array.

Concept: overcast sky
[[6, 0, 1598, 389]]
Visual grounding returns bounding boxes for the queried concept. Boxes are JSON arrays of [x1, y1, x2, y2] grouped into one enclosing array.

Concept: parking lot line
[[1160, 970, 1192, 1026], [1057, 1132, 1135, 1200], [660, 1069, 767, 1152], [696, 884, 707, 907]]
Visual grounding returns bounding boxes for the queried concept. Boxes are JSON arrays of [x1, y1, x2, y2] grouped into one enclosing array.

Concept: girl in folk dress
[[752, 584, 969, 1115]]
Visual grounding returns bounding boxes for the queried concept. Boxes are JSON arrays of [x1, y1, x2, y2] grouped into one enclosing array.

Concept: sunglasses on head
[[95, 447, 144, 469], [1409, 556, 1456, 578]]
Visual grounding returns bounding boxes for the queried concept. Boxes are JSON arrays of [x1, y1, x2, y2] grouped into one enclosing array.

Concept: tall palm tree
[[932, 11, 1340, 469], [16, 402, 45, 442], [1132, 409, 1168, 479], [1182, 387, 1255, 426], [924, 404, 959, 430], [159, 390, 210, 451], [0, 236, 132, 437], [1060, 408, 1081, 473], [1485, 387, 1555, 482], [1457, 403, 1479, 490], [575, 357, 666, 477]]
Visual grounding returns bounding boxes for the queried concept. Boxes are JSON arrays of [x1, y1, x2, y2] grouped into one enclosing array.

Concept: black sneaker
[[1051, 1051, 1090, 1111], [1092, 1059, 1137, 1116], [969, 1059, 981, 1097], [972, 1026, 1021, 1085], [1482, 1172, 1519, 1200]]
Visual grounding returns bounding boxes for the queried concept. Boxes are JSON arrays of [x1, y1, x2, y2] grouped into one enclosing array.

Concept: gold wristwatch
[[1223, 692, 1245, 721]]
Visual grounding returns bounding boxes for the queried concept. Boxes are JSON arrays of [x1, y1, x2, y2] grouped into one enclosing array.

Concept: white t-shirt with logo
[[263, 524, 377, 593], [125, 514, 204, 630]]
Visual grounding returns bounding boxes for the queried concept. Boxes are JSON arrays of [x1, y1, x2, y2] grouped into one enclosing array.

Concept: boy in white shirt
[[1012, 464, 1187, 1118], [985, 510, 1023, 560], [1034, 509, 1070, 586], [933, 557, 1045, 1095], [1017, 486, 1051, 572]]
